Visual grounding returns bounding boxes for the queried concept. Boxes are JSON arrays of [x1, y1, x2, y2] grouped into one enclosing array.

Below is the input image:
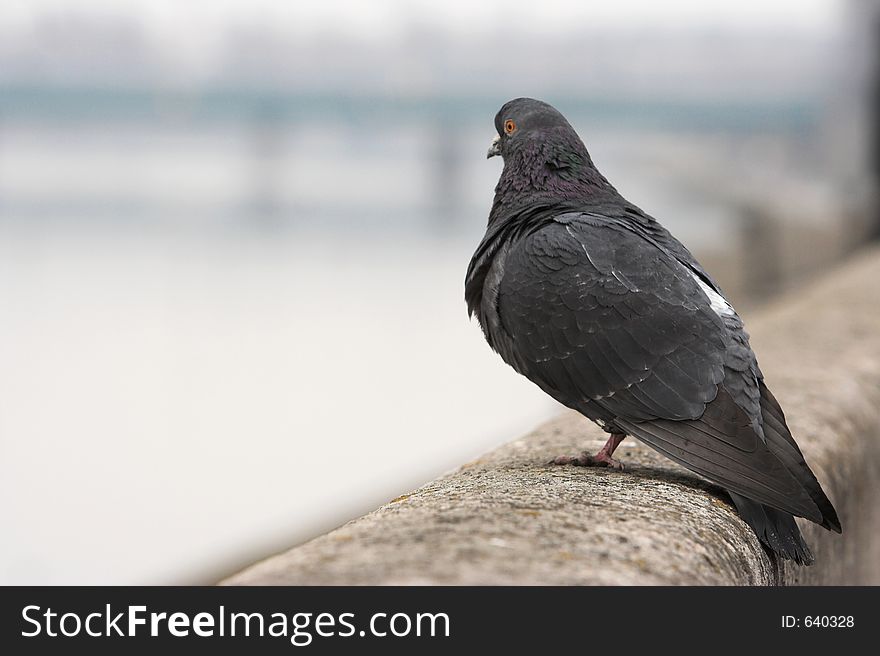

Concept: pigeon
[[465, 98, 841, 565]]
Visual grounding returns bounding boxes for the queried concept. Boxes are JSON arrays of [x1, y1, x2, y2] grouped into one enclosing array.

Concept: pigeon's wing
[[497, 215, 824, 521], [498, 215, 727, 420], [612, 392, 822, 522]]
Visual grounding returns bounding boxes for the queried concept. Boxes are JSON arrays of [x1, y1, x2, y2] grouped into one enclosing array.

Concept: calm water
[[0, 225, 565, 584]]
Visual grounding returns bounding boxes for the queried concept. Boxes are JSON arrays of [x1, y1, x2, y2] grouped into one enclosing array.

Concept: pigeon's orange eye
[[504, 119, 516, 135]]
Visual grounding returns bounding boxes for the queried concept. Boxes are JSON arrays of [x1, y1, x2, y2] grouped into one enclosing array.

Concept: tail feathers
[[729, 492, 814, 565], [758, 381, 842, 533]]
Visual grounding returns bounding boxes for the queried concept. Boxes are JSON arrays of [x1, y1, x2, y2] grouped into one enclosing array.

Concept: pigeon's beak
[[486, 134, 501, 159]]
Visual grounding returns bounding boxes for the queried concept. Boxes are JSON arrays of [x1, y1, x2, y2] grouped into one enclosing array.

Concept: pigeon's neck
[[488, 136, 618, 228]]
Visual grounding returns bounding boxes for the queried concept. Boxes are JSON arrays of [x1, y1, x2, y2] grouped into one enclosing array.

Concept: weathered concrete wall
[[223, 247, 880, 586]]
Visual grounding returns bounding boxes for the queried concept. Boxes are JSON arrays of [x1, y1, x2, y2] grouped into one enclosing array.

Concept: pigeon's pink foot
[[550, 433, 626, 470]]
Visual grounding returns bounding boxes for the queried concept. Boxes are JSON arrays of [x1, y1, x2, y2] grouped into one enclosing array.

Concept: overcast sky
[[1, 0, 843, 40], [0, 0, 849, 91]]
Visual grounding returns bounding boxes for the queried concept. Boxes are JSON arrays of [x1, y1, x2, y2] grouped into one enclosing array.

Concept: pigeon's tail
[[758, 381, 842, 534], [725, 381, 841, 566], [728, 492, 814, 565]]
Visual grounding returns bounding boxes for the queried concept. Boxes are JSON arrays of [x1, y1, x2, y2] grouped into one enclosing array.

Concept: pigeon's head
[[484, 98, 616, 217], [486, 98, 580, 160]]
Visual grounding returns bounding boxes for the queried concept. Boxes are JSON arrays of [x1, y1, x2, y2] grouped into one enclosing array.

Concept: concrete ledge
[[223, 247, 880, 585]]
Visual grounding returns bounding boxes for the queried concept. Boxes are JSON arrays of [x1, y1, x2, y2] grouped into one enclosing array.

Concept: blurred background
[[1, 0, 877, 584]]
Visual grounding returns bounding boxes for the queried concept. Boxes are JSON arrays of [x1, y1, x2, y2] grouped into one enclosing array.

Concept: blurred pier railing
[[2, 85, 875, 306]]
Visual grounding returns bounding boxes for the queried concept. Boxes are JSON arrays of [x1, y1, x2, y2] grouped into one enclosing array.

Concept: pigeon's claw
[[586, 452, 625, 470], [550, 451, 625, 470], [549, 433, 627, 469]]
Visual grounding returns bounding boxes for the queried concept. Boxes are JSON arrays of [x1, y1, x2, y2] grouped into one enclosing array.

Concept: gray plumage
[[466, 98, 840, 564]]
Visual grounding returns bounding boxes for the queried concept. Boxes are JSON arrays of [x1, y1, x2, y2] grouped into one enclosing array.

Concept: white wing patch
[[690, 272, 736, 318]]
